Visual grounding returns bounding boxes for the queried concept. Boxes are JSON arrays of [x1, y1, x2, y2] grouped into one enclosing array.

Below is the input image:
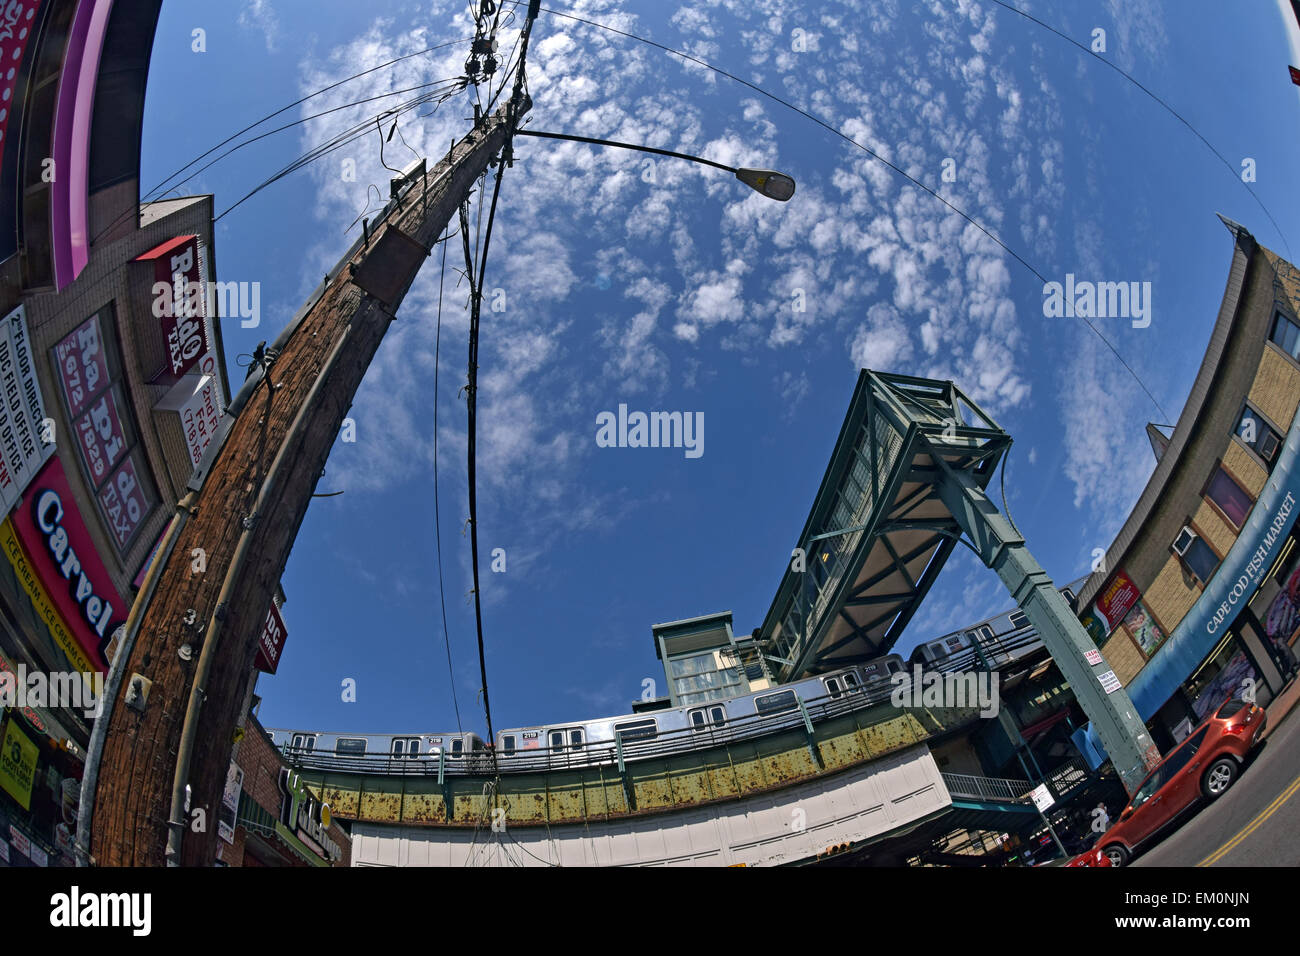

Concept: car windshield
[[1129, 774, 1161, 810]]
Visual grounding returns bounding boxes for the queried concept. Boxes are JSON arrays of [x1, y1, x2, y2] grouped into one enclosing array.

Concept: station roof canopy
[[756, 371, 1011, 682]]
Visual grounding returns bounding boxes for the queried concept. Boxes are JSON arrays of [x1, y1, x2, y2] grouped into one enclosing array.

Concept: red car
[[1065, 845, 1113, 867], [1090, 699, 1266, 867]]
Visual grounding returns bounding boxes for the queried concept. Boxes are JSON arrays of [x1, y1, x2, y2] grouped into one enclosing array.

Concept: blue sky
[[138, 1, 1300, 736]]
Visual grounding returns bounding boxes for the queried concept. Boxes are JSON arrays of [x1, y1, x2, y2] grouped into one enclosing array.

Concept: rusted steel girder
[[88, 95, 527, 866]]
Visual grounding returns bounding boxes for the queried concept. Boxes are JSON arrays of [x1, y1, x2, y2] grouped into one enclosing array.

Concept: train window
[[451, 739, 464, 757], [335, 737, 367, 755], [290, 734, 316, 752], [569, 729, 584, 750], [755, 690, 797, 715], [390, 737, 419, 758], [1009, 610, 1029, 630], [501, 735, 515, 754], [842, 672, 860, 692], [824, 677, 843, 699], [614, 719, 657, 742], [690, 705, 727, 730], [548, 730, 565, 752]]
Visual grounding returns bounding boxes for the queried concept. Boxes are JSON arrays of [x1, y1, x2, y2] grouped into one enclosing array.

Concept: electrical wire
[[504, 2, 1172, 421], [214, 81, 466, 221], [983, 0, 1292, 259], [91, 36, 475, 246], [433, 227, 465, 736]]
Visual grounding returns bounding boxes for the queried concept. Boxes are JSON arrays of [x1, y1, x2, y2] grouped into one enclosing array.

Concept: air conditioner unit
[[1259, 430, 1281, 462], [1172, 526, 1197, 556]]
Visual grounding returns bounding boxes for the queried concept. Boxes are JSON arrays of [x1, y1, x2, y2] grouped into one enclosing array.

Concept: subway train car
[[267, 654, 907, 775], [265, 728, 489, 772], [492, 653, 908, 771]]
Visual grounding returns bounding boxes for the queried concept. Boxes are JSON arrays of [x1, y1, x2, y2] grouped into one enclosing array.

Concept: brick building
[[1074, 216, 1300, 754], [0, 0, 239, 867], [217, 710, 352, 868]]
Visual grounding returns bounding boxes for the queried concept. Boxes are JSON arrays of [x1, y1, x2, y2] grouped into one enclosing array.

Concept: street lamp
[[515, 128, 796, 201]]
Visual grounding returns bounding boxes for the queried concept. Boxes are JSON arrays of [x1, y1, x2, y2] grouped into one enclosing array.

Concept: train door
[[391, 737, 420, 759], [289, 733, 317, 753], [689, 705, 726, 732]]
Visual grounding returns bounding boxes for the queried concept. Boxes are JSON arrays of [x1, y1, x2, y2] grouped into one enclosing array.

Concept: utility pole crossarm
[[86, 95, 528, 867]]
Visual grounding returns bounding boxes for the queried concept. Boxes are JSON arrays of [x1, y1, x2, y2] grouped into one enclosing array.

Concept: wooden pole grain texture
[[90, 96, 525, 866]]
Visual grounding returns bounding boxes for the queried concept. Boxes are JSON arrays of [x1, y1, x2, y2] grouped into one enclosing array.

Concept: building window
[[1204, 465, 1253, 529], [1173, 527, 1220, 585], [1235, 405, 1282, 469], [668, 650, 744, 707], [1270, 311, 1300, 360]]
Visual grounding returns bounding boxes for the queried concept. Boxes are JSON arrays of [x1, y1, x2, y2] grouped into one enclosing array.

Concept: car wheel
[[1103, 844, 1129, 867], [1202, 757, 1237, 798]]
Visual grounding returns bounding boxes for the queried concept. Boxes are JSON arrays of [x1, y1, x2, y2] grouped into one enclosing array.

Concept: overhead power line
[[506, 1, 1173, 420]]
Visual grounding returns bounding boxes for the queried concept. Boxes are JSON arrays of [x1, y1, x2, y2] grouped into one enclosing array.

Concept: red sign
[[255, 601, 288, 674], [138, 235, 209, 379], [52, 314, 111, 421], [1291, 66, 1300, 87], [1093, 570, 1140, 635], [96, 456, 149, 551], [73, 389, 127, 487], [10, 456, 125, 671], [0, 3, 42, 152]]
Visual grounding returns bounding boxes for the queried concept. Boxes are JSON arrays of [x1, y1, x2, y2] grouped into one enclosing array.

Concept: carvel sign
[[136, 235, 209, 379], [11, 456, 125, 672]]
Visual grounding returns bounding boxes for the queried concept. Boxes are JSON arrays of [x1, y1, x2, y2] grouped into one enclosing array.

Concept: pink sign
[[97, 456, 149, 551], [0, 3, 42, 154], [52, 314, 110, 420], [138, 235, 209, 379], [73, 389, 127, 486], [11, 456, 124, 671]]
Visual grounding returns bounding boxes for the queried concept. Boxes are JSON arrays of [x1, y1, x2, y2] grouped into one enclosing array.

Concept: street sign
[[1030, 783, 1054, 812]]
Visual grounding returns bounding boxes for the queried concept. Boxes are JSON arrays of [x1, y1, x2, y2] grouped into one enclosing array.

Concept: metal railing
[[278, 673, 972, 778], [941, 772, 1032, 803]]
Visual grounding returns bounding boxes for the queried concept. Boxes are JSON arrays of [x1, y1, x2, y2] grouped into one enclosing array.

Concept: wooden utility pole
[[85, 93, 528, 866]]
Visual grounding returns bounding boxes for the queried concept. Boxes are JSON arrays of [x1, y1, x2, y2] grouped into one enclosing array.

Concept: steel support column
[[933, 457, 1160, 794]]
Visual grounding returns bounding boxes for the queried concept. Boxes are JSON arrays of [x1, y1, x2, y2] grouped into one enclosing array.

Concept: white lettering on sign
[[1207, 491, 1295, 636]]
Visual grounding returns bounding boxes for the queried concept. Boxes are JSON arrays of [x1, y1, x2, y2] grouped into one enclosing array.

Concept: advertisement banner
[[73, 388, 128, 487], [255, 600, 288, 674], [51, 312, 111, 422], [10, 457, 125, 671], [181, 375, 221, 467], [137, 235, 209, 379], [97, 455, 150, 551], [0, 306, 55, 514], [0, 719, 38, 812], [1122, 599, 1167, 657], [0, 518, 98, 677], [0, 2, 44, 263], [1088, 570, 1140, 638]]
